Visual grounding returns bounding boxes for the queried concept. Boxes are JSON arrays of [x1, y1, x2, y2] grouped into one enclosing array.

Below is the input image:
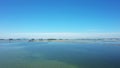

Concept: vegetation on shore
[[0, 38, 120, 42]]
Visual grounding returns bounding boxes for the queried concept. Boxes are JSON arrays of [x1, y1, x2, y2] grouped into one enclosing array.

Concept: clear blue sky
[[0, 0, 120, 33]]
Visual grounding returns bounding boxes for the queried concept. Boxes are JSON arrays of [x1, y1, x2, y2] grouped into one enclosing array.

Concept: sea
[[0, 40, 120, 68]]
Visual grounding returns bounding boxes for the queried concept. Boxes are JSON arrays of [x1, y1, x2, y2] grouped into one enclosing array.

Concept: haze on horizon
[[0, 33, 120, 39], [0, 0, 120, 38]]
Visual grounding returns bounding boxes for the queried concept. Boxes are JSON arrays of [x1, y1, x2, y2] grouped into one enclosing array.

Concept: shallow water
[[0, 41, 120, 68]]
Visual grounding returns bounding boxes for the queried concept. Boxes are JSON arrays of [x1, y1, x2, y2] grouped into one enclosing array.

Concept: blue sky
[[0, 0, 120, 38]]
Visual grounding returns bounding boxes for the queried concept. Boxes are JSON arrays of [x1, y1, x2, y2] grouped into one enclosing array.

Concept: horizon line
[[0, 32, 120, 39]]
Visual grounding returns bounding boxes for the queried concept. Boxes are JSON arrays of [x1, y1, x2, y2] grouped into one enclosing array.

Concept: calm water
[[0, 41, 120, 68]]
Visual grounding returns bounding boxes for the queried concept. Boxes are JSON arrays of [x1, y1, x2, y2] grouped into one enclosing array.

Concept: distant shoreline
[[0, 38, 120, 43]]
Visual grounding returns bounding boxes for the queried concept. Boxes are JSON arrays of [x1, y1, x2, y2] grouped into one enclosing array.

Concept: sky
[[0, 0, 120, 38]]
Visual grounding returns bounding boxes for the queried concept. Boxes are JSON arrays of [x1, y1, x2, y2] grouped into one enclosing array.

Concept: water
[[0, 41, 120, 68]]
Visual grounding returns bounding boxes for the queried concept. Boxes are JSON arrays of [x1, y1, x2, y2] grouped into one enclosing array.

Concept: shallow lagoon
[[0, 41, 120, 68]]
